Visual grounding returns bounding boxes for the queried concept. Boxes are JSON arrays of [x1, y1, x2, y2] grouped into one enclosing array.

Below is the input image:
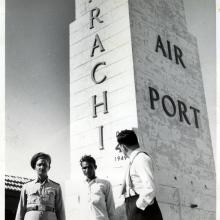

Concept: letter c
[[91, 62, 107, 84]]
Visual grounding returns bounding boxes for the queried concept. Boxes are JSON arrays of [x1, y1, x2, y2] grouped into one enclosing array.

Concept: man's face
[[35, 158, 50, 177], [116, 144, 128, 157], [81, 161, 96, 180]]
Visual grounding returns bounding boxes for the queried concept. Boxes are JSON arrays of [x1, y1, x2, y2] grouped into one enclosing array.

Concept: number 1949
[[115, 155, 127, 162]]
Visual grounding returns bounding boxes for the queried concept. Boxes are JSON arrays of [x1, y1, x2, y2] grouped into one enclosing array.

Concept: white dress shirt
[[125, 149, 156, 211], [78, 177, 116, 220]]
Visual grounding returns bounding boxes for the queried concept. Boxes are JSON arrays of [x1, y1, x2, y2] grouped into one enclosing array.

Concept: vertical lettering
[[90, 7, 103, 29], [178, 100, 191, 125], [91, 34, 105, 57], [174, 45, 186, 68], [167, 40, 172, 60], [155, 35, 167, 57], [190, 106, 200, 128], [91, 62, 107, 84], [162, 95, 176, 117], [92, 91, 108, 118], [149, 87, 160, 109], [98, 125, 104, 150]]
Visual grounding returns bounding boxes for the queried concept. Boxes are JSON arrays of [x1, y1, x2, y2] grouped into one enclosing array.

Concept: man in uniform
[[115, 129, 163, 220], [78, 155, 116, 220], [15, 152, 66, 220]]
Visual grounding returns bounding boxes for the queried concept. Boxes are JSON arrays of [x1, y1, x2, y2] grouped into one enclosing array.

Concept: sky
[[5, 0, 216, 186], [5, 0, 75, 183], [183, 0, 216, 158]]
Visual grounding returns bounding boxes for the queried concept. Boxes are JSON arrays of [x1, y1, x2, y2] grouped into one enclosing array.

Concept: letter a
[[155, 35, 167, 58], [90, 34, 105, 57]]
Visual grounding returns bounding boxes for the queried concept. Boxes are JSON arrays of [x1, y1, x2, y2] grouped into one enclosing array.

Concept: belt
[[26, 205, 55, 212]]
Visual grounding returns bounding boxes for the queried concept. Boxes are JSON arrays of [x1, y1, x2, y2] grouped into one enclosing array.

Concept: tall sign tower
[[68, 0, 216, 219]]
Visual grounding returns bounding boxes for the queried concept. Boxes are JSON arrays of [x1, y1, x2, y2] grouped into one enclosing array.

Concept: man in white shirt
[[115, 130, 163, 220], [78, 155, 116, 220]]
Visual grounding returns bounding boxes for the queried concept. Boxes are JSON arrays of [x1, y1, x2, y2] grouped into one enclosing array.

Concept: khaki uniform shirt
[[15, 178, 66, 220]]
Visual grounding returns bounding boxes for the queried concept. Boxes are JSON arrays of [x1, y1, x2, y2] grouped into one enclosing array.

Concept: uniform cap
[[30, 152, 51, 169]]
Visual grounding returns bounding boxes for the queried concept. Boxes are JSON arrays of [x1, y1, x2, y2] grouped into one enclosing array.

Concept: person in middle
[[78, 155, 116, 220]]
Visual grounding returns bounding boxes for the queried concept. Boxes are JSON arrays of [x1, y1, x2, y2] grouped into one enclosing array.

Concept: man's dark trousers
[[125, 195, 163, 220]]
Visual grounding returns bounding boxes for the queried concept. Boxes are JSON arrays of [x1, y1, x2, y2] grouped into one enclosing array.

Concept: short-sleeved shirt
[[15, 178, 66, 220]]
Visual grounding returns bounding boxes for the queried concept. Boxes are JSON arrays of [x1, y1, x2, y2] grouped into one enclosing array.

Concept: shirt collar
[[129, 148, 141, 163], [34, 177, 50, 184], [84, 177, 98, 185]]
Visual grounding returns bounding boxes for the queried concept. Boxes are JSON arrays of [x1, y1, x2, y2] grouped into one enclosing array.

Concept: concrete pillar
[[69, 0, 216, 219]]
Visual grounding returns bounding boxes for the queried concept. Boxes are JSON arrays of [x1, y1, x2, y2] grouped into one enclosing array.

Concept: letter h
[[92, 91, 108, 118]]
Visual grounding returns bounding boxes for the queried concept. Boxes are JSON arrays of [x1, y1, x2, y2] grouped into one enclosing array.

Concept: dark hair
[[116, 129, 139, 147], [30, 152, 51, 169], [80, 155, 97, 168]]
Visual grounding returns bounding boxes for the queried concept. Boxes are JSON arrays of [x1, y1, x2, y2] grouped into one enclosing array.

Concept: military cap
[[30, 152, 51, 169]]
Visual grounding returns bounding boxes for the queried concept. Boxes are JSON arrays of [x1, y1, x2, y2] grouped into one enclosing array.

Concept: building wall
[[70, 0, 138, 175], [69, 0, 216, 219], [69, 1, 138, 219], [129, 0, 215, 219]]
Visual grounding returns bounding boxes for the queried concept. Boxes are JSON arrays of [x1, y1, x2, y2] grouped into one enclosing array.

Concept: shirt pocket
[[44, 188, 56, 205], [27, 189, 39, 205]]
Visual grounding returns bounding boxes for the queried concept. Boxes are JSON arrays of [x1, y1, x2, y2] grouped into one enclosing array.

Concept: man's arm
[[55, 185, 66, 220], [105, 181, 116, 220], [15, 186, 27, 220], [134, 154, 156, 210]]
